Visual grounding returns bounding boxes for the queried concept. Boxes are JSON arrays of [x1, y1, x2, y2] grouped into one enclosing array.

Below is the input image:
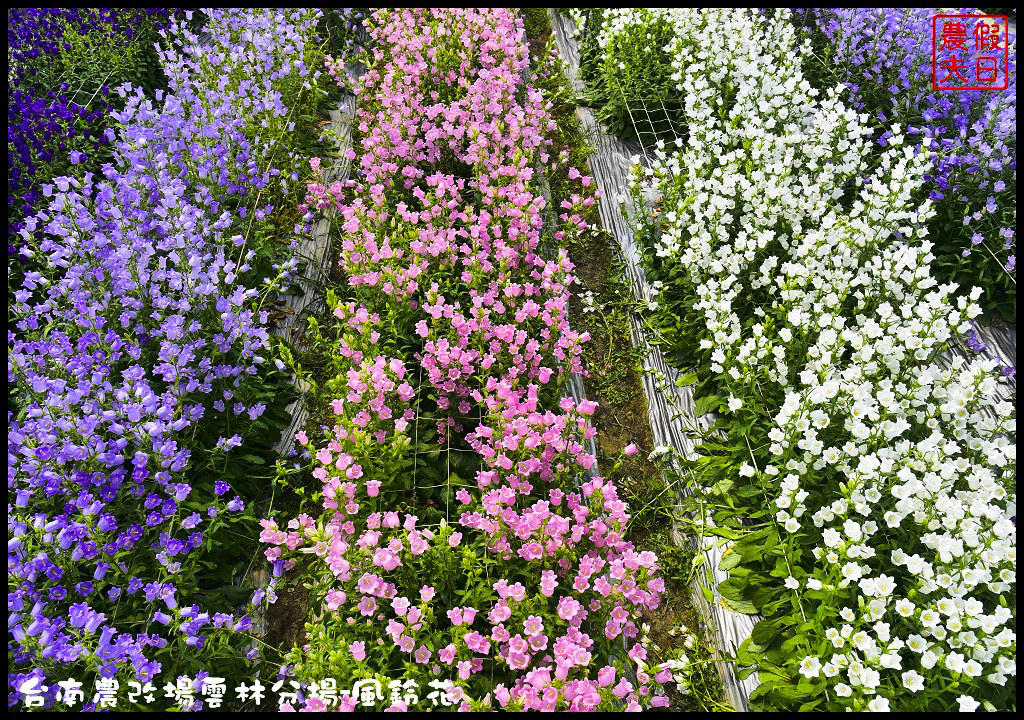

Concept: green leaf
[[718, 577, 758, 614], [241, 454, 266, 465], [720, 595, 758, 614], [780, 634, 804, 654], [675, 372, 698, 387], [736, 526, 772, 546], [748, 680, 781, 702], [736, 636, 767, 666], [735, 484, 763, 498], [798, 698, 826, 711], [706, 525, 742, 541], [773, 683, 810, 703], [719, 549, 742, 572], [750, 618, 781, 645], [693, 393, 721, 417]]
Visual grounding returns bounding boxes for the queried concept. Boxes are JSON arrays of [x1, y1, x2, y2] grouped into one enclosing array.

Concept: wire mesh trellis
[[571, 8, 695, 151]]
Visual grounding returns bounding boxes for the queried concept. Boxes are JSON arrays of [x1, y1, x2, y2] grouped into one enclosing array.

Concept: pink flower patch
[[259, 9, 671, 707], [540, 570, 558, 597]]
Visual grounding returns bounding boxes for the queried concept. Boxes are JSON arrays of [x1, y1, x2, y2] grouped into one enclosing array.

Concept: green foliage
[[576, 10, 687, 143], [521, 7, 552, 39], [320, 7, 369, 66], [53, 10, 168, 101]]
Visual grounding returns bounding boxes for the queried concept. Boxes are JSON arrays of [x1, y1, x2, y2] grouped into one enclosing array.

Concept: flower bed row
[[258, 8, 675, 711], [575, 8, 1015, 712], [8, 8, 330, 710]]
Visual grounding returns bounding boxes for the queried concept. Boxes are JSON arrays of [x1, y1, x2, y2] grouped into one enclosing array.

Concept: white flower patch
[[594, 7, 1018, 711]]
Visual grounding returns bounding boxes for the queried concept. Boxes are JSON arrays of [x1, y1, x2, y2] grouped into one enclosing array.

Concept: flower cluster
[[264, 9, 671, 711], [8, 8, 327, 707], [8, 8, 182, 254], [586, 8, 1015, 712], [804, 8, 1016, 318]]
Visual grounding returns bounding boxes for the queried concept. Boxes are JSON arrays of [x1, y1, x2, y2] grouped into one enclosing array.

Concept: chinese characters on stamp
[[932, 14, 1010, 90]]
